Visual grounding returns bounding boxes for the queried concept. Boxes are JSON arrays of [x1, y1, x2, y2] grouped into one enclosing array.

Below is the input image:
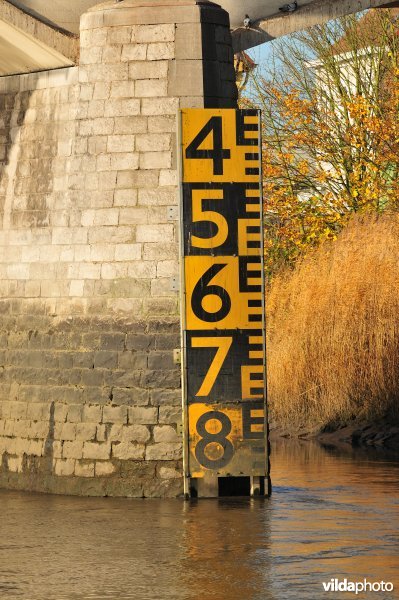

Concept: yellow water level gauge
[[179, 109, 269, 498]]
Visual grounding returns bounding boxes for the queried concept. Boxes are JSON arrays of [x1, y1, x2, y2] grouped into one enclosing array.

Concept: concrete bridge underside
[[0, 0, 398, 75]]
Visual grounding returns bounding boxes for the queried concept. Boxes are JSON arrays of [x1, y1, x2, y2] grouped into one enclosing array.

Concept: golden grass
[[266, 213, 399, 429]]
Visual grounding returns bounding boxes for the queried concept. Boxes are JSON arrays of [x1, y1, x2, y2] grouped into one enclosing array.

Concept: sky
[[247, 41, 276, 67]]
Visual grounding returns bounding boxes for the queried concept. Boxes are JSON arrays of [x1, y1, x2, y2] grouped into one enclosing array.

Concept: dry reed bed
[[266, 214, 399, 429]]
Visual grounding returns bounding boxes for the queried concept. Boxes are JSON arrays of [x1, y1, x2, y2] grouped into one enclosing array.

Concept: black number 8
[[195, 411, 234, 469]]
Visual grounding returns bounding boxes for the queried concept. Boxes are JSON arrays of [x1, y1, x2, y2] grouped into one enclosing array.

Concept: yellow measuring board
[[179, 109, 269, 495]]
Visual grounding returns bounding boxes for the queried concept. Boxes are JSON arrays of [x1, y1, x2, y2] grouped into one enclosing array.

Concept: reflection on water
[[1, 439, 398, 599]]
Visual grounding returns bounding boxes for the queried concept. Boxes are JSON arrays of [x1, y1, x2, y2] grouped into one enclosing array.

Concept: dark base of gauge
[[185, 474, 272, 499]]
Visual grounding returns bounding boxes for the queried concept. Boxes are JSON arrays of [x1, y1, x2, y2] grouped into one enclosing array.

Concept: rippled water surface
[[1, 439, 398, 599]]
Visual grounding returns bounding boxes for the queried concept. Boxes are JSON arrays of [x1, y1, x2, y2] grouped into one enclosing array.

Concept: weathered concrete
[[8, 0, 106, 34], [232, 0, 399, 52], [7, 0, 399, 53], [0, 0, 78, 75], [0, 0, 237, 497]]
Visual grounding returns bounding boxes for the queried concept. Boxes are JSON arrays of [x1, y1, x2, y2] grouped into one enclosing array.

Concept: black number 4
[[186, 117, 230, 175]]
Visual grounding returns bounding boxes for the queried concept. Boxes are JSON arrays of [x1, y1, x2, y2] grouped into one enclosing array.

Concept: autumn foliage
[[237, 11, 399, 429], [244, 10, 399, 275]]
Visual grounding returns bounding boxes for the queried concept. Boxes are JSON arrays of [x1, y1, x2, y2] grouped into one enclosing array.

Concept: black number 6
[[191, 264, 231, 322]]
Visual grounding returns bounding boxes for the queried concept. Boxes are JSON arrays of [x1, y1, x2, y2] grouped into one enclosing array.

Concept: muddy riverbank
[[271, 417, 399, 452]]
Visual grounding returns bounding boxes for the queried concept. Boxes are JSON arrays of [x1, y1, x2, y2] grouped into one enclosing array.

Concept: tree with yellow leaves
[[245, 10, 399, 275]]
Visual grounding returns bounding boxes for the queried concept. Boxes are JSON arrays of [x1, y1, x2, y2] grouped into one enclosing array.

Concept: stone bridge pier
[[0, 0, 237, 496]]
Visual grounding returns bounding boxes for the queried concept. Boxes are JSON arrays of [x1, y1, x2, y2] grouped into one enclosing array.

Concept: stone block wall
[[0, 0, 236, 496]]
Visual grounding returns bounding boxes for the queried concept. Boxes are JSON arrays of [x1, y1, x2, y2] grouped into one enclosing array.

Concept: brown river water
[[1, 439, 398, 600]]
